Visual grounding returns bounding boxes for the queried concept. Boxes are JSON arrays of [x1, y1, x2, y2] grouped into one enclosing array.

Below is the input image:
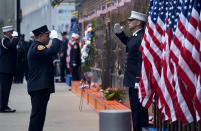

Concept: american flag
[[66, 39, 73, 69], [139, 0, 201, 123], [139, 0, 154, 109], [195, 5, 201, 123], [180, 0, 201, 123], [140, 0, 173, 122]]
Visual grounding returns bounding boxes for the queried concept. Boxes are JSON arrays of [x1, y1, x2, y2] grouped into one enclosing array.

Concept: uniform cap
[[32, 25, 50, 37], [72, 33, 79, 39], [61, 32, 67, 36], [128, 11, 147, 22], [2, 25, 14, 33], [20, 34, 25, 37]]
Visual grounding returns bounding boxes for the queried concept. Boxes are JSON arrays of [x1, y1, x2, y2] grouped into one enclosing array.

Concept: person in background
[[0, 26, 19, 113], [70, 33, 81, 81], [29, 32, 35, 43], [114, 11, 149, 131], [27, 25, 60, 131], [14, 34, 26, 83], [59, 32, 69, 82]]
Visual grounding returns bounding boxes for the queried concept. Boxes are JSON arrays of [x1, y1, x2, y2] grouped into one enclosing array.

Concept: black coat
[[70, 42, 81, 68], [27, 39, 60, 93], [0, 36, 19, 74], [59, 39, 68, 61], [116, 29, 144, 87], [16, 40, 26, 63], [24, 40, 32, 65], [25, 40, 32, 58]]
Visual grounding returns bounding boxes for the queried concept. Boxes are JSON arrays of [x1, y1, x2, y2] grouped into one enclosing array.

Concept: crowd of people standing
[[1, 29, 80, 85], [0, 24, 81, 131]]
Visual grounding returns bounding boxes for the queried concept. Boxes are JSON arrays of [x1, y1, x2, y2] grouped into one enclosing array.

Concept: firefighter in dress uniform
[[0, 26, 19, 113], [114, 11, 149, 131], [27, 25, 60, 131]]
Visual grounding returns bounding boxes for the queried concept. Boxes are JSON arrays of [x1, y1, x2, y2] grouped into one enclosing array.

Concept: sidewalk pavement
[[0, 83, 99, 131]]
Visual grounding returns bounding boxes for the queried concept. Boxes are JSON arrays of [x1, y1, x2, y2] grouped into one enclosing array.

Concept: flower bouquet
[[103, 88, 125, 101]]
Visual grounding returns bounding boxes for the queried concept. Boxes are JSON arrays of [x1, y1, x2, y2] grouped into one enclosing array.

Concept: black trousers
[[60, 60, 67, 81], [0, 73, 13, 110], [24, 62, 29, 81], [129, 87, 149, 131], [28, 90, 50, 131], [14, 61, 24, 83], [72, 66, 80, 81]]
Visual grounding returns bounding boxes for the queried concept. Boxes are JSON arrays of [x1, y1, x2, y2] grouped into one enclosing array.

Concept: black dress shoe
[[0, 107, 16, 113]]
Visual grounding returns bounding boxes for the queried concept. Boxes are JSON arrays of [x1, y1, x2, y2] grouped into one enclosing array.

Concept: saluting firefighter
[[27, 25, 61, 131], [114, 11, 149, 131], [0, 26, 19, 113]]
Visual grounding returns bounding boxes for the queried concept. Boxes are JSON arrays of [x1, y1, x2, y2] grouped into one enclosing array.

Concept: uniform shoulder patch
[[37, 45, 46, 50]]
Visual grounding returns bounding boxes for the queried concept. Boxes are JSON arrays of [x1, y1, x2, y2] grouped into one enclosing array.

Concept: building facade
[[0, 0, 16, 35], [51, 2, 75, 33], [21, 0, 75, 40]]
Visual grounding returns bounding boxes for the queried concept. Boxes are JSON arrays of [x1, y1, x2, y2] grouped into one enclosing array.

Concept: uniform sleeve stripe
[[1, 38, 8, 49]]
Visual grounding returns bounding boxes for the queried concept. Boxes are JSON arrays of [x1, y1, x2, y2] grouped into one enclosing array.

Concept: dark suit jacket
[[0, 36, 19, 74], [116, 29, 144, 87], [27, 38, 60, 93]]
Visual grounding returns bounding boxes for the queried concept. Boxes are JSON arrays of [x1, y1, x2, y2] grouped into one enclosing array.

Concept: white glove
[[50, 30, 58, 39], [72, 63, 77, 67], [12, 31, 18, 37], [114, 23, 123, 34]]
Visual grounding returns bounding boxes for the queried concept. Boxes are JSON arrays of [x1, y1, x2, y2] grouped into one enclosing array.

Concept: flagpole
[[16, 0, 20, 34]]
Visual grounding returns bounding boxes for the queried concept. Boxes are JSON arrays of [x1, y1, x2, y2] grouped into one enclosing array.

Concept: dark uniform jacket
[[116, 29, 144, 87], [24, 40, 32, 58], [16, 40, 26, 63], [59, 39, 68, 61], [0, 36, 19, 74], [24, 40, 32, 67], [27, 39, 60, 93], [70, 42, 81, 68], [23, 40, 32, 66]]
